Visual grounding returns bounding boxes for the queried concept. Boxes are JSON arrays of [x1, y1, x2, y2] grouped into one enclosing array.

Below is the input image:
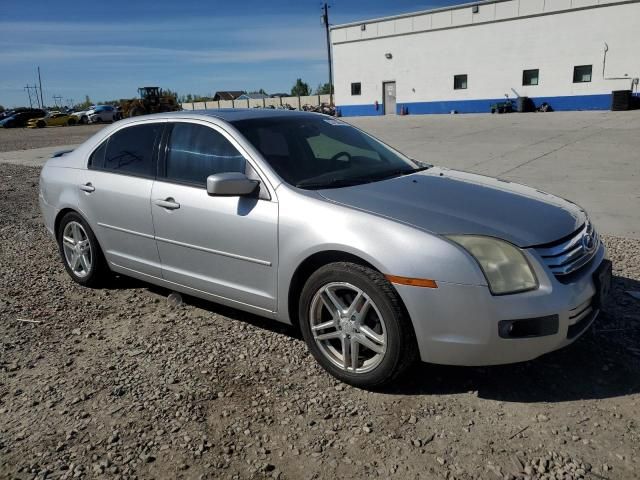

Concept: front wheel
[[299, 262, 418, 388], [57, 212, 109, 287]]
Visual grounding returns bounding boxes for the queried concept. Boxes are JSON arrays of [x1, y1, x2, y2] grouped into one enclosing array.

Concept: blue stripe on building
[[338, 94, 618, 117]]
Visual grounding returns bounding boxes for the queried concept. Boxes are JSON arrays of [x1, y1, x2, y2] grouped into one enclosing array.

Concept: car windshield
[[232, 115, 428, 189]]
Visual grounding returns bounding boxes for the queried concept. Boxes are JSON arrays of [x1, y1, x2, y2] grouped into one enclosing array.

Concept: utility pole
[[24, 85, 34, 108], [24, 85, 40, 108], [322, 2, 334, 106], [37, 66, 45, 109], [53, 95, 63, 108]]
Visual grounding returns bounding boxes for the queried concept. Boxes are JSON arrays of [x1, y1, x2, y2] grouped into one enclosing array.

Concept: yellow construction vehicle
[[120, 87, 181, 117]]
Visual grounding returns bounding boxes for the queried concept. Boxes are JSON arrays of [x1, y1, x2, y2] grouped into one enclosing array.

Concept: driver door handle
[[79, 182, 95, 193], [154, 197, 180, 210]]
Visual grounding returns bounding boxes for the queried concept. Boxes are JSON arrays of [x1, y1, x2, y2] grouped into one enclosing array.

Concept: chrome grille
[[536, 222, 599, 277]]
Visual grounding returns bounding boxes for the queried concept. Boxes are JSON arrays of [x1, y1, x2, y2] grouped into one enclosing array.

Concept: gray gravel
[[1, 163, 639, 479], [0, 125, 103, 152]]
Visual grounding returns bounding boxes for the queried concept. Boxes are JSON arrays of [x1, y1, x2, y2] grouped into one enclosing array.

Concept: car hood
[[318, 167, 586, 247]]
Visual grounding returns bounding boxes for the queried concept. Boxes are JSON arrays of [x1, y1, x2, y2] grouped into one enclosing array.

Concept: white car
[[71, 108, 93, 125], [87, 105, 118, 123]]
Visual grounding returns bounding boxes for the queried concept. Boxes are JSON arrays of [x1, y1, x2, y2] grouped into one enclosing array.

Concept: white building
[[330, 0, 640, 116]]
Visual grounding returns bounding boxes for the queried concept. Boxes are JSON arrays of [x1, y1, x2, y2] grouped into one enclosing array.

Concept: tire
[[299, 262, 418, 388], [36, 120, 46, 128], [67, 118, 76, 126], [57, 212, 109, 288], [80, 116, 88, 125]]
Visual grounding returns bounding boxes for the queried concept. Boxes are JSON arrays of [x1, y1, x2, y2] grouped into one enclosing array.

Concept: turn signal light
[[385, 275, 438, 288]]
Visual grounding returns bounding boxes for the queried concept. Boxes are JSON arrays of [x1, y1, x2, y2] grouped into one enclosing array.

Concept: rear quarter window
[[88, 140, 108, 169]]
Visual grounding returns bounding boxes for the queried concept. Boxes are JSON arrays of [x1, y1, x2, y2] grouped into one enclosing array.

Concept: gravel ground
[[0, 125, 103, 152], [1, 163, 639, 480]]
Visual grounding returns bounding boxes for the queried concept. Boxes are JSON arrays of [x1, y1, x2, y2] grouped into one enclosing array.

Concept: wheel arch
[[287, 250, 398, 330], [54, 207, 80, 237], [54, 208, 107, 259]]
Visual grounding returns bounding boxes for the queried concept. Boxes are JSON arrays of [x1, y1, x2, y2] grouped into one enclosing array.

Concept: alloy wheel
[[309, 282, 387, 373], [62, 221, 92, 278]]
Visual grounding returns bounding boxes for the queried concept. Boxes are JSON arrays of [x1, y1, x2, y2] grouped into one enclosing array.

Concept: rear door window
[[101, 123, 163, 177], [164, 122, 247, 186]]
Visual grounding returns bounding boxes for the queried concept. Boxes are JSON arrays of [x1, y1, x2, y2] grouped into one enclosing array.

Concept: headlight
[[447, 235, 538, 295]]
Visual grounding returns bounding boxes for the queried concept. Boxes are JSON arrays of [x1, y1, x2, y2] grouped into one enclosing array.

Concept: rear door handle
[[154, 198, 180, 210], [79, 182, 95, 193]]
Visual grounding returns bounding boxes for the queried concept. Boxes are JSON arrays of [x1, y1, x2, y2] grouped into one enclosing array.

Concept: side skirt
[[109, 261, 284, 323]]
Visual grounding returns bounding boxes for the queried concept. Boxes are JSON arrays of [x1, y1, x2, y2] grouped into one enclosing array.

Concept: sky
[[1, 0, 461, 108]]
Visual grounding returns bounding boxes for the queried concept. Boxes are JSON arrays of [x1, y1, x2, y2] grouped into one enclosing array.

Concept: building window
[[573, 65, 592, 83], [351, 82, 361, 95], [453, 74, 468, 90], [523, 69, 539, 86]]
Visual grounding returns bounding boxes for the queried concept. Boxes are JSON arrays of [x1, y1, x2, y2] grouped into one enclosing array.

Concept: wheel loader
[[120, 87, 181, 117]]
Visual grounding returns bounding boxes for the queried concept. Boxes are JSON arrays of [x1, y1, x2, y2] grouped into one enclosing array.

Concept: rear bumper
[[396, 244, 606, 366]]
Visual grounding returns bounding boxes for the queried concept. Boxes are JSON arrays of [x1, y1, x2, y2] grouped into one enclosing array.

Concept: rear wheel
[[299, 262, 417, 388], [36, 120, 46, 128], [67, 118, 76, 126], [80, 116, 88, 124], [57, 212, 109, 287]]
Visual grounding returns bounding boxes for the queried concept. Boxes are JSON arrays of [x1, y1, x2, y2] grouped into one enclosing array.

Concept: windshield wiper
[[296, 177, 369, 189], [296, 165, 431, 190], [373, 165, 430, 180]]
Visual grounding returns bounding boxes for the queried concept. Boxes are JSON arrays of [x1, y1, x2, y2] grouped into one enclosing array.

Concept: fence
[[181, 94, 332, 111]]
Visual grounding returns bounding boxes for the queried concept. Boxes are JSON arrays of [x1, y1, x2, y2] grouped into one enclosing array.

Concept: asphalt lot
[[1, 111, 638, 237], [347, 111, 640, 238]]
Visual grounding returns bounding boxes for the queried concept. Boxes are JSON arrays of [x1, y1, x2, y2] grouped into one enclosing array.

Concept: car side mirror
[[206, 172, 259, 197]]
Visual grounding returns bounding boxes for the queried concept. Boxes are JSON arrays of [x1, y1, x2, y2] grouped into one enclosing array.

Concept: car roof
[[165, 108, 326, 122]]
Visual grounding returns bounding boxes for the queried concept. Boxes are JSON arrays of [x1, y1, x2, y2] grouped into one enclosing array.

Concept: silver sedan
[[39, 110, 612, 387]]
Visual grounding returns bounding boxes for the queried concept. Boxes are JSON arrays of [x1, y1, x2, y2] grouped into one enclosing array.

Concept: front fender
[[275, 186, 487, 322]]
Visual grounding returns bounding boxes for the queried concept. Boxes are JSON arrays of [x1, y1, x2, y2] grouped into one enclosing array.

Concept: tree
[[0, 105, 4, 113], [77, 95, 92, 110], [249, 88, 268, 95], [290, 78, 310, 97], [315, 83, 333, 95]]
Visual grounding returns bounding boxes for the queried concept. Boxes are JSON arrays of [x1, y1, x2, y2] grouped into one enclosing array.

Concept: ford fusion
[[39, 110, 611, 387]]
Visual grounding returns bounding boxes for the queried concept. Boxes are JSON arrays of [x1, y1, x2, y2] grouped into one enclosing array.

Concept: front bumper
[[396, 243, 607, 366]]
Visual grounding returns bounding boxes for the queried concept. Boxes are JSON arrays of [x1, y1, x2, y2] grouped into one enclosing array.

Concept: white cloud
[[0, 43, 324, 64]]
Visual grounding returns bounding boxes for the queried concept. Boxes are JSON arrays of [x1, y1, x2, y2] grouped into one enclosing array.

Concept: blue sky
[[1, 0, 461, 108]]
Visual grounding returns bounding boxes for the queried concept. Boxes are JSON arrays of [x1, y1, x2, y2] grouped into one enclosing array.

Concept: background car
[[71, 108, 94, 125], [0, 109, 47, 128], [87, 105, 118, 123], [27, 111, 77, 128]]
